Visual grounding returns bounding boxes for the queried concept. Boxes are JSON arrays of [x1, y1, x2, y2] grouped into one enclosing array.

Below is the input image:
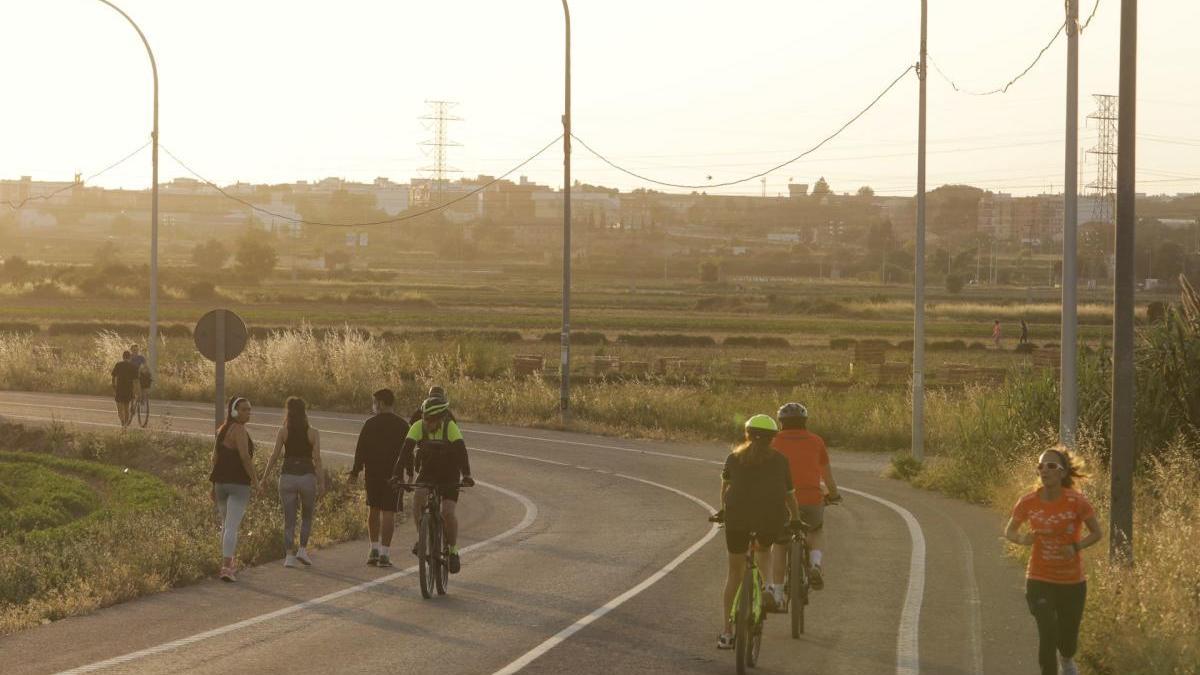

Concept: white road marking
[[55, 480, 538, 675]]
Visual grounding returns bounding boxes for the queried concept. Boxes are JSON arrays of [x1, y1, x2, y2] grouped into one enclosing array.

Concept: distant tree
[[110, 213, 137, 236], [946, 274, 965, 294], [699, 260, 720, 283], [92, 240, 122, 266], [931, 247, 950, 276], [811, 177, 832, 197], [234, 232, 278, 282], [1, 255, 31, 280], [856, 185, 875, 199], [1153, 241, 1186, 281], [191, 239, 230, 270], [323, 249, 351, 270]]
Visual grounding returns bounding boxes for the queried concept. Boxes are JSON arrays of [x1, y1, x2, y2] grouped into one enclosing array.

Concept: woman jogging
[[1004, 445, 1102, 675], [209, 396, 261, 582], [263, 397, 324, 568], [716, 414, 799, 649]]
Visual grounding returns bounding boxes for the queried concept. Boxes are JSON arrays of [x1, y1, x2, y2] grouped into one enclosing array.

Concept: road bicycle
[[134, 386, 151, 428], [395, 481, 469, 599], [709, 512, 766, 674], [777, 494, 841, 638]]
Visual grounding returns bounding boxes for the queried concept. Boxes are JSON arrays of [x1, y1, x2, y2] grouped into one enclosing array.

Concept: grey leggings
[[279, 473, 317, 552], [214, 483, 251, 558]]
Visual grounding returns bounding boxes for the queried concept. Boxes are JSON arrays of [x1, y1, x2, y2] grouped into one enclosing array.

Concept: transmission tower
[[1086, 94, 1118, 224], [419, 100, 462, 205]]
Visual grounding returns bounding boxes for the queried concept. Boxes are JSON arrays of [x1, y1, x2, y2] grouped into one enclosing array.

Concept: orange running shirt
[[1010, 488, 1096, 584], [770, 429, 829, 506]]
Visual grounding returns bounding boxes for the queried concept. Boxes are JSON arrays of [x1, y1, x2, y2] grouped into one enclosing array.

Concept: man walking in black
[[350, 388, 409, 568]]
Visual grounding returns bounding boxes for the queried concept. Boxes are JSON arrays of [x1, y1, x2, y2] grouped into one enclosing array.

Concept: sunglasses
[[1038, 461, 1063, 471]]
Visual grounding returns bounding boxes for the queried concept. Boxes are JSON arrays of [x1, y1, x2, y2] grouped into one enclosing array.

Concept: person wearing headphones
[[715, 414, 799, 649], [394, 395, 474, 574], [769, 402, 840, 605], [209, 396, 260, 582]]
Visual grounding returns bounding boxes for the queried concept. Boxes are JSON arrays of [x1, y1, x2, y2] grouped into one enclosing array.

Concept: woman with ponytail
[[714, 414, 799, 650], [264, 396, 324, 568], [1004, 445, 1102, 675], [209, 396, 260, 582]]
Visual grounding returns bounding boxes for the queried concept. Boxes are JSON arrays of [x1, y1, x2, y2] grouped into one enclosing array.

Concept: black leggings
[[1025, 579, 1087, 675]]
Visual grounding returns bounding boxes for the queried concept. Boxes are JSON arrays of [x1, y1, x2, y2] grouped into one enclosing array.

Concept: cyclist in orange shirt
[[768, 402, 840, 606], [1004, 445, 1102, 675]]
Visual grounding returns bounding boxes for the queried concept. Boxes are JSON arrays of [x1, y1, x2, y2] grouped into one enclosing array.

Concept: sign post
[[194, 309, 248, 429]]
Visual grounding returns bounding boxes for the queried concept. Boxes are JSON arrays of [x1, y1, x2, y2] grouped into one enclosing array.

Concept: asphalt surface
[[0, 390, 1038, 674]]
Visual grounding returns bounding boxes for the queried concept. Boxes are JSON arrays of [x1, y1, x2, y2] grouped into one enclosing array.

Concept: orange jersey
[[770, 429, 828, 505], [1010, 488, 1096, 584]]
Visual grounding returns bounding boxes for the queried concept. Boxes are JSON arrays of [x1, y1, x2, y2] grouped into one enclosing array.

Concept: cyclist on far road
[[1004, 445, 1102, 675], [716, 414, 799, 650], [110, 350, 138, 428], [769, 402, 840, 604], [129, 344, 152, 396], [350, 388, 409, 568], [394, 395, 475, 574]]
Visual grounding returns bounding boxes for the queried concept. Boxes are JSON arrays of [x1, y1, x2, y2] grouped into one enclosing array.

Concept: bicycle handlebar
[[391, 481, 472, 491]]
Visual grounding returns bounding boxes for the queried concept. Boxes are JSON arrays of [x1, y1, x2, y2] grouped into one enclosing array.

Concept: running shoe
[[295, 549, 313, 566], [366, 549, 379, 566], [219, 564, 236, 582], [447, 551, 461, 574], [284, 554, 298, 568], [810, 564, 825, 591], [717, 633, 734, 650], [1059, 656, 1079, 675], [769, 585, 787, 612], [377, 555, 393, 568]]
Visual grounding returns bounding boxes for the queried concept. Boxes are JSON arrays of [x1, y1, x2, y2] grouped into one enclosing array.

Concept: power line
[[2, 141, 150, 209], [570, 63, 916, 190], [159, 135, 562, 228]]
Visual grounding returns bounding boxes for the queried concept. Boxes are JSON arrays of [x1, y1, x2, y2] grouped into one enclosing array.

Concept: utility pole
[[1062, 0, 1080, 447], [1111, 0, 1137, 565], [97, 0, 159, 378], [560, 0, 572, 419], [912, 0, 928, 463]]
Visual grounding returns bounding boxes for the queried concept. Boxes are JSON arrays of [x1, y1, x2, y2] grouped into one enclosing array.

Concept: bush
[[699, 260, 720, 283], [541, 331, 607, 345], [47, 323, 144, 337], [968, 341, 988, 351], [829, 337, 857, 350], [694, 296, 744, 311], [723, 336, 791, 348], [929, 340, 967, 351], [616, 333, 717, 348], [946, 274, 965, 294], [1014, 342, 1035, 353], [0, 322, 39, 335], [185, 281, 220, 301]]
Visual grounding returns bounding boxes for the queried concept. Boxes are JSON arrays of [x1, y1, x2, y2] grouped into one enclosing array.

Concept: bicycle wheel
[[434, 518, 448, 596], [136, 394, 150, 428], [734, 566, 753, 675], [791, 540, 806, 637], [417, 512, 433, 599]]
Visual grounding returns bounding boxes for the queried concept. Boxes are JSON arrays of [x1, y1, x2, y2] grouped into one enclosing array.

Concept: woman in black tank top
[[264, 397, 324, 567], [209, 396, 259, 582]]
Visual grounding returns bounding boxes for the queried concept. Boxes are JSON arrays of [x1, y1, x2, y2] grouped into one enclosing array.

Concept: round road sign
[[194, 309, 248, 363]]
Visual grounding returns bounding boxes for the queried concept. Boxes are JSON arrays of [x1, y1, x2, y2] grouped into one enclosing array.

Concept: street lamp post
[[912, 0, 928, 462], [560, 0, 572, 419], [1062, 0, 1080, 447], [97, 0, 159, 378]]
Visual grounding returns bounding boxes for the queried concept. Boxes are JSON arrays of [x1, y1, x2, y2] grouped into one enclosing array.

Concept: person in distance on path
[[110, 350, 138, 428], [263, 396, 324, 568], [209, 396, 261, 582], [350, 388, 409, 568], [1004, 445, 1102, 675], [714, 414, 800, 650], [769, 402, 840, 605]]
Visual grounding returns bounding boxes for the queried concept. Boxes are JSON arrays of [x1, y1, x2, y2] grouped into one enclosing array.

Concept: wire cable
[[160, 135, 562, 228], [2, 141, 150, 209], [570, 63, 915, 190]]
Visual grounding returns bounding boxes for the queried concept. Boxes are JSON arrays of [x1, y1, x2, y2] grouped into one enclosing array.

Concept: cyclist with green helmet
[[716, 414, 800, 649], [392, 395, 475, 574]]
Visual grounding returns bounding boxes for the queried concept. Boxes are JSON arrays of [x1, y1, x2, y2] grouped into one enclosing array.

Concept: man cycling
[[393, 395, 474, 573], [769, 402, 840, 604]]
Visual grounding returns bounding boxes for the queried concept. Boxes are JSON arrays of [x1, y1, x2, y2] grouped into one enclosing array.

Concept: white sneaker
[[1059, 656, 1079, 675], [295, 549, 312, 566], [770, 585, 786, 609], [284, 554, 298, 568]]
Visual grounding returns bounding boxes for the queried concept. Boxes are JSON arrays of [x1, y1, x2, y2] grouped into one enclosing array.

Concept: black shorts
[[415, 473, 460, 502], [365, 475, 401, 510], [115, 391, 133, 404], [725, 529, 781, 554]]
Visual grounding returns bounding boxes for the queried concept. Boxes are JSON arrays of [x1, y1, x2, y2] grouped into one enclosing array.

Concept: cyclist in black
[[716, 414, 799, 649], [393, 396, 474, 574]]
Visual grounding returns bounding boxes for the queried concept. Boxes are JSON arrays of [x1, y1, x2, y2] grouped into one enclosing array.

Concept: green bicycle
[[711, 512, 766, 673]]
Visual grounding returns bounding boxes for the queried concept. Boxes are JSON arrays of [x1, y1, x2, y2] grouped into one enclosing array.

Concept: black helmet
[[777, 402, 809, 420]]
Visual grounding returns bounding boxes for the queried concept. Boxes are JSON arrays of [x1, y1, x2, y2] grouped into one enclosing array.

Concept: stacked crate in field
[[793, 363, 818, 383], [738, 359, 768, 378], [655, 356, 682, 374], [853, 342, 887, 367], [512, 354, 544, 377], [621, 360, 649, 376], [878, 362, 910, 385], [593, 355, 620, 376]]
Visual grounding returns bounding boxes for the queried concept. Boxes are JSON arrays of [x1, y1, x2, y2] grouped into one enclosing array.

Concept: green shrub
[[541, 331, 607, 345], [617, 333, 717, 348], [829, 337, 857, 350], [723, 335, 791, 348], [0, 322, 38, 335]]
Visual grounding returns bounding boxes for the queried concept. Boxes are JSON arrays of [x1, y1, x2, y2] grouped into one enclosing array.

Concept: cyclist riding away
[[110, 350, 138, 428], [393, 395, 475, 574], [129, 344, 152, 397], [770, 402, 840, 602], [716, 414, 799, 650]]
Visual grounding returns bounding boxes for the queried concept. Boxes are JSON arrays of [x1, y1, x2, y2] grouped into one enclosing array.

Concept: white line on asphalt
[[55, 480, 538, 675], [841, 487, 927, 675]]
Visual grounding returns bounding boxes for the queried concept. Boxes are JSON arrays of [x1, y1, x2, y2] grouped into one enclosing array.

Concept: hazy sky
[[2, 1, 1198, 199]]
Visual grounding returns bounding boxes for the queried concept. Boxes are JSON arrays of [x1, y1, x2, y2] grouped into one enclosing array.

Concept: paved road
[[0, 390, 1036, 674]]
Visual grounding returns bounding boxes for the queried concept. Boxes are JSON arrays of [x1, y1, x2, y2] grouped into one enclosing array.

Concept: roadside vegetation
[[0, 423, 364, 635]]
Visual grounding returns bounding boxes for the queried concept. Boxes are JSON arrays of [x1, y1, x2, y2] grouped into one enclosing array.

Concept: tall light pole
[[1061, 0, 1080, 447], [560, 0, 572, 419], [1111, 0, 1137, 565], [912, 0, 928, 462], [98, 0, 159, 377]]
